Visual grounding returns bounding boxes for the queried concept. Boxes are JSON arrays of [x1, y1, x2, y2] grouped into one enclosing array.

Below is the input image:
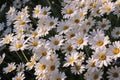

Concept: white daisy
[[107, 66, 120, 80]]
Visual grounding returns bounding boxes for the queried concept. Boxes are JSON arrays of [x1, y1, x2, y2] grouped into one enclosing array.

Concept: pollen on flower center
[[53, 40, 59, 45], [113, 48, 120, 54], [99, 53, 106, 60], [105, 7, 111, 12], [90, 61, 96, 67], [32, 41, 38, 47], [9, 67, 14, 72], [112, 72, 119, 78], [16, 43, 23, 49], [57, 78, 61, 80], [42, 11, 47, 15], [16, 78, 21, 80], [67, 45, 73, 51], [49, 22, 54, 26], [63, 25, 69, 30], [5, 38, 10, 43], [66, 9, 73, 14], [40, 64, 46, 70], [50, 65, 55, 71], [93, 74, 99, 80], [29, 61, 34, 67], [19, 21, 25, 25], [101, 24, 106, 28], [97, 40, 104, 46], [74, 19, 80, 23], [41, 51, 47, 56], [116, 31, 120, 35], [75, 65, 81, 70], [69, 58, 75, 64], [70, 33, 75, 38], [35, 9, 40, 14], [32, 32, 38, 37], [77, 38, 84, 44], [82, 29, 86, 34]]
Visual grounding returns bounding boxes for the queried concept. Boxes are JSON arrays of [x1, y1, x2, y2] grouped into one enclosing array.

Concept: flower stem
[[21, 50, 28, 62], [15, 51, 22, 62]]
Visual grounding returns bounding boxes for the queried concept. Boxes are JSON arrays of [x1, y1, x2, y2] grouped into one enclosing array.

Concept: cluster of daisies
[[0, 0, 120, 80]]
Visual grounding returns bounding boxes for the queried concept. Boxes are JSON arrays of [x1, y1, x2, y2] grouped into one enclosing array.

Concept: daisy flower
[[111, 27, 120, 39], [89, 29, 110, 50], [50, 72, 66, 80], [48, 35, 64, 50], [61, 3, 77, 18], [16, 63, 25, 73], [71, 63, 85, 74], [92, 47, 112, 68], [108, 41, 120, 60], [3, 63, 16, 74], [64, 51, 79, 67], [84, 69, 103, 80], [86, 57, 98, 72], [99, 2, 115, 15], [71, 32, 88, 49], [33, 5, 41, 18], [107, 66, 120, 80], [97, 19, 111, 31], [13, 0, 22, 9], [12, 72, 25, 80]]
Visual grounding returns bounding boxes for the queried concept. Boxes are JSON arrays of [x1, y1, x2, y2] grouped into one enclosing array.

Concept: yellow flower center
[[79, 13, 84, 17], [41, 51, 47, 56], [90, 61, 96, 67], [53, 40, 59, 45], [19, 29, 23, 34], [40, 64, 46, 70], [42, 11, 47, 15], [97, 40, 104, 46], [77, 56, 83, 60], [75, 65, 81, 70], [99, 53, 106, 60], [9, 67, 14, 72], [50, 65, 55, 71], [35, 9, 40, 14], [63, 25, 69, 30], [77, 38, 84, 44], [5, 38, 10, 44], [57, 78, 61, 80], [17, 16, 21, 20], [101, 24, 106, 28], [32, 42, 38, 47], [29, 61, 34, 67], [19, 21, 25, 25], [16, 43, 23, 49], [112, 72, 119, 78], [105, 7, 111, 12], [16, 78, 21, 80], [74, 19, 80, 23], [69, 58, 75, 64], [82, 29, 86, 34], [86, 22, 91, 25], [32, 32, 38, 37], [49, 22, 54, 26], [116, 2, 120, 6], [93, 74, 99, 80], [113, 48, 120, 55], [116, 31, 120, 35], [70, 33, 75, 38], [67, 45, 73, 51], [66, 9, 73, 14]]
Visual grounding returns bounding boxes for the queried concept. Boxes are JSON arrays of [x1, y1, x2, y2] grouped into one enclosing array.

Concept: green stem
[[21, 50, 28, 62], [15, 51, 22, 62]]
